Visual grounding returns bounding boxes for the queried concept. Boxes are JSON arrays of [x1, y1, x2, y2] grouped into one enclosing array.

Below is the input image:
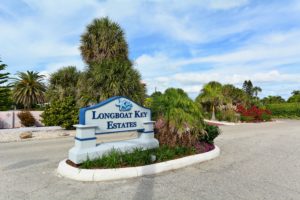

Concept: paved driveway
[[0, 120, 300, 200]]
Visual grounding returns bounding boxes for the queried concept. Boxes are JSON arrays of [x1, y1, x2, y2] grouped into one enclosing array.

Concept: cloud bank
[[0, 0, 299, 99]]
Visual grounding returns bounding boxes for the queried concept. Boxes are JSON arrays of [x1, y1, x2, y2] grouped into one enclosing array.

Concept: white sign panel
[[79, 96, 151, 134]]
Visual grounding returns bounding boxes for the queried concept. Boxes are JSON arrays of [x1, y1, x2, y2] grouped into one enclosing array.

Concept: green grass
[[80, 145, 196, 169]]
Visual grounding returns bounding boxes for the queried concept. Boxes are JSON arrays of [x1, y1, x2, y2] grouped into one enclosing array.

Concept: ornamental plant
[[17, 110, 36, 127], [41, 97, 78, 129], [151, 88, 205, 147], [236, 104, 272, 122]]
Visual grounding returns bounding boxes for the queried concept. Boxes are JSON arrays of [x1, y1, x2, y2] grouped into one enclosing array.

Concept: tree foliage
[[78, 17, 145, 106], [12, 71, 46, 109], [151, 88, 204, 133], [196, 81, 227, 120], [288, 90, 300, 103], [41, 97, 78, 129], [222, 84, 248, 105], [242, 80, 262, 98], [0, 60, 12, 110], [261, 95, 285, 104], [78, 59, 145, 106], [242, 80, 254, 96], [46, 66, 80, 102], [151, 88, 205, 147], [80, 17, 129, 65]]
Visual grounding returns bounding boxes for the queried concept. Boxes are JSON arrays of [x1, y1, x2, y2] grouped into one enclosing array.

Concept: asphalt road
[[0, 120, 300, 200]]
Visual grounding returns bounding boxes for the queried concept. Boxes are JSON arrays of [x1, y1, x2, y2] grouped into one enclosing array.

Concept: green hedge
[[266, 103, 300, 118]]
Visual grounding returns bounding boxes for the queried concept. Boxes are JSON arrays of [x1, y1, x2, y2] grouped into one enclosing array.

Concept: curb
[[57, 145, 220, 182], [204, 119, 237, 126]]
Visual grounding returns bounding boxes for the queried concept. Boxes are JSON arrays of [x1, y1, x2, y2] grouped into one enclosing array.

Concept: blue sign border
[[79, 96, 151, 125]]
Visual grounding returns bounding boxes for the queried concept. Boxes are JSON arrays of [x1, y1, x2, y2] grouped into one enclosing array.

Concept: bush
[[17, 111, 36, 127], [80, 145, 196, 169], [266, 103, 300, 118], [151, 88, 205, 147], [240, 115, 255, 122], [236, 104, 272, 122], [200, 124, 221, 144], [216, 108, 240, 122], [41, 97, 78, 129], [155, 118, 199, 147]]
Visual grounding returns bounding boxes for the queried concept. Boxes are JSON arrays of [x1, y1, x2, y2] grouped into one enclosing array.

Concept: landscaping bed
[[58, 145, 220, 182], [67, 143, 215, 169]]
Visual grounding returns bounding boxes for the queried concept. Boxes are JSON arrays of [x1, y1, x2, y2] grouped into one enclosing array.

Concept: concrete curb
[[57, 145, 220, 182], [204, 119, 237, 126]]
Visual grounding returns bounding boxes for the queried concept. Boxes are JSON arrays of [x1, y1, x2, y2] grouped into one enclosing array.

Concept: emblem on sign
[[116, 99, 133, 111]]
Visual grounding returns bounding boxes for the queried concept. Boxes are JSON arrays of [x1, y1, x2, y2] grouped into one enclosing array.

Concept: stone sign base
[[69, 134, 159, 164]]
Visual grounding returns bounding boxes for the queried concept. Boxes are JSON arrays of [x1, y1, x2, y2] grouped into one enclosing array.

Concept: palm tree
[[196, 81, 227, 120], [12, 71, 46, 109], [80, 17, 129, 64], [252, 86, 262, 97], [77, 59, 145, 106], [47, 66, 80, 102]]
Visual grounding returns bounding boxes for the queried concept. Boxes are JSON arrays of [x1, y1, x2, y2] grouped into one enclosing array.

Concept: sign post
[[69, 96, 159, 164]]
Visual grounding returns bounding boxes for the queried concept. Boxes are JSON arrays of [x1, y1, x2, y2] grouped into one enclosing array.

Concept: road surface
[[0, 120, 299, 200]]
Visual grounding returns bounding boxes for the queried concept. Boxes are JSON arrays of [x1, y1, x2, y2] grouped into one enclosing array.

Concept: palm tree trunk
[[211, 105, 216, 120]]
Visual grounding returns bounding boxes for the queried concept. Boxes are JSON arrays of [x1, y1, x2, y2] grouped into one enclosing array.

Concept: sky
[[0, 0, 300, 99]]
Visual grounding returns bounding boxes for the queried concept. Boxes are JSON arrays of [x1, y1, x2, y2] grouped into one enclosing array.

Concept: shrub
[[236, 104, 272, 122], [155, 118, 199, 147], [17, 111, 35, 127], [240, 115, 255, 122], [266, 103, 300, 118], [41, 97, 78, 129], [200, 124, 221, 144], [216, 108, 240, 122], [80, 145, 196, 169], [152, 88, 205, 147]]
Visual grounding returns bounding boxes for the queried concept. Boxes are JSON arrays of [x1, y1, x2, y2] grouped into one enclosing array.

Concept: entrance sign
[[69, 96, 159, 164]]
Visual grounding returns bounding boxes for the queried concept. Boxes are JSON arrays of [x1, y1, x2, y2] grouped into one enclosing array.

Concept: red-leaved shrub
[[236, 105, 272, 122]]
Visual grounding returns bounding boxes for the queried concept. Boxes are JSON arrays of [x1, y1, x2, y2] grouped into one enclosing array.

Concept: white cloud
[[208, 0, 249, 10], [1, 0, 300, 99]]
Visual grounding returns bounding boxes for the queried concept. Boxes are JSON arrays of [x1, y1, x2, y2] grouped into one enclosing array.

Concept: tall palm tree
[[80, 17, 129, 65], [252, 86, 262, 97], [78, 59, 145, 106], [12, 71, 46, 109], [196, 81, 227, 120]]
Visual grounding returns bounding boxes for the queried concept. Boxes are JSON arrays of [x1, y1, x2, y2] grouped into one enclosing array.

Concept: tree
[[0, 60, 12, 110], [291, 90, 300, 95], [78, 18, 145, 106], [12, 71, 46, 109], [221, 84, 248, 105], [242, 80, 254, 96], [288, 90, 300, 103], [80, 17, 129, 65], [46, 66, 80, 102], [78, 59, 145, 106], [196, 81, 227, 120], [261, 96, 285, 104], [242, 80, 262, 105], [252, 86, 262, 97]]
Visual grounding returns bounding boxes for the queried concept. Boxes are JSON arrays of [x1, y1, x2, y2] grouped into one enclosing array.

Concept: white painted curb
[[204, 119, 237, 126], [57, 146, 220, 182]]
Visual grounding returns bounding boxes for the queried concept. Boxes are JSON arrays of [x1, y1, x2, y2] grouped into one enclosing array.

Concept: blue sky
[[1, 0, 300, 99]]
